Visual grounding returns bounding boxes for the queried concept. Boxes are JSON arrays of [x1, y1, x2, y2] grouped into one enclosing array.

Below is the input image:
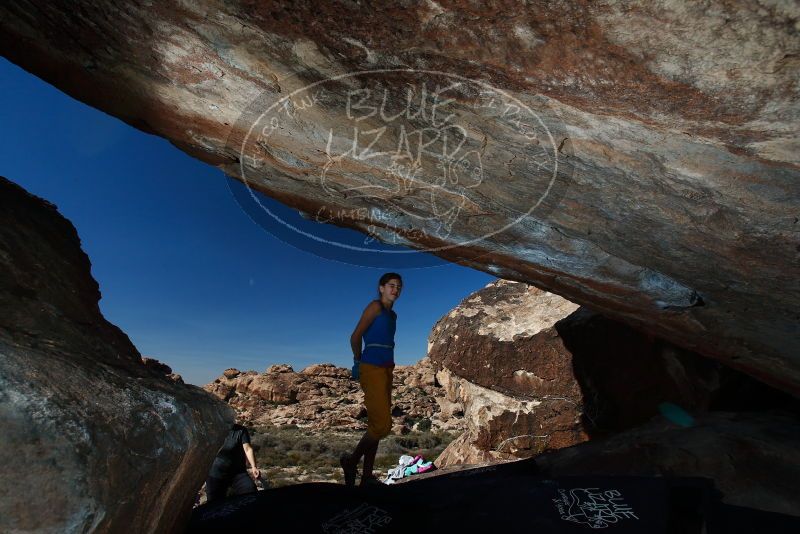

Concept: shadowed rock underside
[[0, 2, 797, 394]]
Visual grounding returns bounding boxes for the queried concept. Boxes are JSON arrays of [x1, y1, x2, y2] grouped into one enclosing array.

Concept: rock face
[[434, 366, 583, 467], [204, 359, 462, 434], [0, 177, 234, 533], [142, 356, 184, 384], [1, 2, 798, 393], [430, 280, 588, 466], [431, 280, 795, 467]]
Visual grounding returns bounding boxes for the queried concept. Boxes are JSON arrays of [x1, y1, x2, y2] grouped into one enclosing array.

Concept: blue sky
[[0, 58, 494, 385]]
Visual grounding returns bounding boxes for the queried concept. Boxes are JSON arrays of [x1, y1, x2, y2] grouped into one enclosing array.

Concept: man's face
[[380, 279, 402, 302]]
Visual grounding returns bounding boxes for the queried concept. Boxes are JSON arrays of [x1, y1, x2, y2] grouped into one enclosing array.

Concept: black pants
[[206, 472, 257, 503]]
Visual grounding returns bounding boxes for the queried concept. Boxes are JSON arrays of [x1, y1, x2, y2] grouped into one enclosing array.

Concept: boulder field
[[204, 359, 461, 435]]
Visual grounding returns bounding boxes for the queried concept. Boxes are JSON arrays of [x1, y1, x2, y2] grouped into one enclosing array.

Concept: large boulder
[[0, 2, 798, 393], [0, 177, 233, 533], [430, 280, 587, 465], [431, 280, 794, 466], [434, 368, 584, 466]]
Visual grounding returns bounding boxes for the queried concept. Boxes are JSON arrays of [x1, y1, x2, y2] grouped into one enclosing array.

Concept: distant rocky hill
[[204, 359, 465, 436], [202, 359, 462, 488]]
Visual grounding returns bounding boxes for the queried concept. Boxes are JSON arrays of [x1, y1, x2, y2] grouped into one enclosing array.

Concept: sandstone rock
[[1, 2, 797, 393], [295, 405, 322, 419], [435, 432, 501, 467], [0, 177, 233, 533], [435, 366, 586, 467], [205, 381, 235, 402], [432, 279, 795, 467], [141, 356, 184, 384], [429, 280, 582, 398], [243, 373, 301, 404], [343, 404, 367, 420], [300, 363, 350, 379], [433, 396, 464, 420], [223, 368, 241, 379], [167, 372, 185, 384], [391, 423, 410, 436], [266, 364, 294, 374], [431, 281, 586, 466], [403, 357, 438, 389], [141, 356, 173, 375]]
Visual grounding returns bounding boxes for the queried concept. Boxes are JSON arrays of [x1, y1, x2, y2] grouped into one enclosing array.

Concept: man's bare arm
[[350, 301, 381, 361], [242, 443, 259, 478]]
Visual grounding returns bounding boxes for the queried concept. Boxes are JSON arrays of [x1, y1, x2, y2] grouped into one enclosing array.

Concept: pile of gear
[[383, 455, 436, 484]]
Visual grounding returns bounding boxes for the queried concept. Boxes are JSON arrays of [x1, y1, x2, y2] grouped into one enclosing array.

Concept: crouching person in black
[[205, 423, 260, 503]]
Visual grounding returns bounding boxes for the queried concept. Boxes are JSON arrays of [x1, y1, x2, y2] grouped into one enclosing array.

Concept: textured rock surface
[[0, 177, 234, 533], [428, 281, 586, 465], [431, 279, 796, 466], [205, 358, 464, 434], [141, 356, 184, 384], [1, 2, 798, 392], [429, 280, 581, 398], [533, 411, 800, 517], [434, 365, 586, 466]]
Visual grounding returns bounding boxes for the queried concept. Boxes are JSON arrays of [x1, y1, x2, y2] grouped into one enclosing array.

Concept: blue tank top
[[361, 301, 396, 367]]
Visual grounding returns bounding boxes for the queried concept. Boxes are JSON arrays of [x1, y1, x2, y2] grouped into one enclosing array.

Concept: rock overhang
[[0, 0, 797, 393]]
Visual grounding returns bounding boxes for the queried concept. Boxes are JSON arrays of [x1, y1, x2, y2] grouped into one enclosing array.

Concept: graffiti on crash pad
[[552, 487, 639, 529]]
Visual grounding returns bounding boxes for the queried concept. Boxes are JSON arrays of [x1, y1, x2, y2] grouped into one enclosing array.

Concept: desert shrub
[[416, 418, 432, 432], [379, 430, 455, 465], [250, 432, 277, 449], [374, 453, 398, 470]]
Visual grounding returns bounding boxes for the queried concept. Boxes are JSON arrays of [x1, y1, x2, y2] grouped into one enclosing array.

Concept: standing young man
[[340, 272, 402, 487]]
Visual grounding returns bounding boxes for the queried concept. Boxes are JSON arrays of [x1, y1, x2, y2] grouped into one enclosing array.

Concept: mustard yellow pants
[[359, 363, 393, 440]]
